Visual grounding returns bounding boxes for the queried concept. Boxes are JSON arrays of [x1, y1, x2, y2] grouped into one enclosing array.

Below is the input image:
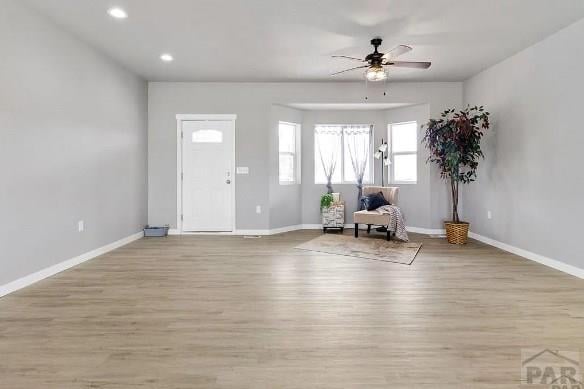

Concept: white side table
[[321, 202, 345, 233]]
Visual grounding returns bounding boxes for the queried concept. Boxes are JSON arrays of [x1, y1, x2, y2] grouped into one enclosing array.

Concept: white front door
[[181, 120, 234, 232]]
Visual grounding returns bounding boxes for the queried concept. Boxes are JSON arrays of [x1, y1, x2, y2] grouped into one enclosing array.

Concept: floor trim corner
[[0, 231, 144, 298], [469, 232, 584, 279]]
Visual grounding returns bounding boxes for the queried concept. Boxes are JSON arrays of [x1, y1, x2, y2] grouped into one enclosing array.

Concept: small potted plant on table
[[423, 106, 490, 244]]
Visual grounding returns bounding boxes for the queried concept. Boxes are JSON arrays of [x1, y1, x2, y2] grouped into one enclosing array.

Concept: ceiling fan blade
[[331, 65, 369, 76], [385, 61, 431, 69], [332, 55, 366, 62], [382, 45, 412, 60]]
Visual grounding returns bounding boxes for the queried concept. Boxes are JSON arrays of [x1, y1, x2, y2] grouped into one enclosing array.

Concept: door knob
[[226, 179, 231, 184]]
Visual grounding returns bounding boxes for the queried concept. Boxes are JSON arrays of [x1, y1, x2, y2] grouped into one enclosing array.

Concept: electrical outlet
[[487, 211, 492, 220], [256, 205, 262, 214], [78, 220, 85, 232]]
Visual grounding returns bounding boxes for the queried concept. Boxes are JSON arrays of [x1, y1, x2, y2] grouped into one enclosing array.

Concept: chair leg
[[367, 224, 371, 234], [387, 228, 391, 241], [354, 224, 359, 238]]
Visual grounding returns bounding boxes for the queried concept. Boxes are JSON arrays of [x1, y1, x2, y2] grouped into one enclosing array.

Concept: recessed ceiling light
[[108, 7, 128, 19], [160, 54, 174, 62]]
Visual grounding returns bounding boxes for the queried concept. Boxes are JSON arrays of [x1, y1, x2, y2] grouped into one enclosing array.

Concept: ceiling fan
[[332, 38, 431, 81]]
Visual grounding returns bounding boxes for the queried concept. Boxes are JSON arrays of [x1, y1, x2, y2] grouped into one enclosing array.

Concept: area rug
[[295, 234, 422, 265]]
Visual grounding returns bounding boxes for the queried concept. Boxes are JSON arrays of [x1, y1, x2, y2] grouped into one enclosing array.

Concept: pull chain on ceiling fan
[[332, 38, 431, 82]]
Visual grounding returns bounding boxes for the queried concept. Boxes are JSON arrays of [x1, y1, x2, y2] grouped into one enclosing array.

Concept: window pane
[[344, 157, 371, 183], [343, 126, 372, 183], [279, 123, 296, 153], [394, 154, 417, 182], [391, 122, 417, 152], [279, 153, 295, 183], [279, 122, 299, 184], [314, 126, 342, 184], [192, 129, 222, 143]]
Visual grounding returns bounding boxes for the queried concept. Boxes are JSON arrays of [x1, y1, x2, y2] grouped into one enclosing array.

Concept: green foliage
[[320, 193, 334, 209], [422, 105, 490, 222]]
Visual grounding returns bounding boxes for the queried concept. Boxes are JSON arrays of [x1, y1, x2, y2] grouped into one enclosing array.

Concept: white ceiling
[[283, 103, 415, 111], [24, 0, 584, 82]]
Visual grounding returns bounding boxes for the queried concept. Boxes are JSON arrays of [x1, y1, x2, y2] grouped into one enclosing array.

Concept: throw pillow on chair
[[360, 191, 390, 211]]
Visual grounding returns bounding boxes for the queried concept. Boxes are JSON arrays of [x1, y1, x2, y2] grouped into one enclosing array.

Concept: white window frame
[[388, 121, 418, 185], [278, 121, 301, 185], [314, 124, 374, 185]]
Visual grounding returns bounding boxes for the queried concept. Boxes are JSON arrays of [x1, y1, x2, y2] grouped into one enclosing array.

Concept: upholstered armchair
[[353, 186, 399, 240]]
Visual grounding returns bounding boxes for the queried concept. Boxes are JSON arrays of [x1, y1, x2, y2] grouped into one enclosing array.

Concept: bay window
[[314, 124, 373, 184]]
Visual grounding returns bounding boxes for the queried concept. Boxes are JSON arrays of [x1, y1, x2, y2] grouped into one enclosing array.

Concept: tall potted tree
[[423, 106, 490, 244]]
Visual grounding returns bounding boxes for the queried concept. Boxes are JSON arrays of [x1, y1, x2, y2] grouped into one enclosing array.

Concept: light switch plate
[[236, 167, 249, 175]]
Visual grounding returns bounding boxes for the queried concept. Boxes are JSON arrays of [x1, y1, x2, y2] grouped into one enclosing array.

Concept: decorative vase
[[444, 221, 470, 245]]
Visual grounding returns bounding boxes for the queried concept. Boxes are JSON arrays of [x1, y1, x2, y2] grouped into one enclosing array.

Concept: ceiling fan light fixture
[[331, 39, 430, 82], [160, 54, 174, 62], [107, 7, 128, 19], [365, 65, 387, 82]]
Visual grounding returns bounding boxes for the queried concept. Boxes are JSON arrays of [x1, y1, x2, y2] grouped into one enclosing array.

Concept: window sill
[[315, 183, 374, 186]]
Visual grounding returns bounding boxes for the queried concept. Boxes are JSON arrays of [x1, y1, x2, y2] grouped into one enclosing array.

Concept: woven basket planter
[[444, 222, 470, 245]]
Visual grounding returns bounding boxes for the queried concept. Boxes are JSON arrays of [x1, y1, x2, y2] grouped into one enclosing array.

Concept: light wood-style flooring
[[1, 230, 583, 388]]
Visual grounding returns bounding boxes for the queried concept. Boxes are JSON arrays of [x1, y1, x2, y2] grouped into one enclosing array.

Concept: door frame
[[176, 114, 237, 234]]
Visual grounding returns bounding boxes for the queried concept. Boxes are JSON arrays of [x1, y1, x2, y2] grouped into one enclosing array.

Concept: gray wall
[[148, 83, 273, 230], [148, 82, 462, 230], [0, 1, 148, 286], [463, 18, 584, 270]]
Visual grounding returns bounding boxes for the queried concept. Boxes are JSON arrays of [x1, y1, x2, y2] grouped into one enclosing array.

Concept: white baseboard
[[267, 224, 305, 234], [170, 225, 318, 236], [0, 231, 144, 298], [169, 228, 275, 236], [306, 224, 446, 235], [469, 232, 584, 279], [300, 224, 323, 230], [406, 226, 445, 235], [6, 226, 579, 300], [300, 223, 354, 230], [170, 224, 444, 236]]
